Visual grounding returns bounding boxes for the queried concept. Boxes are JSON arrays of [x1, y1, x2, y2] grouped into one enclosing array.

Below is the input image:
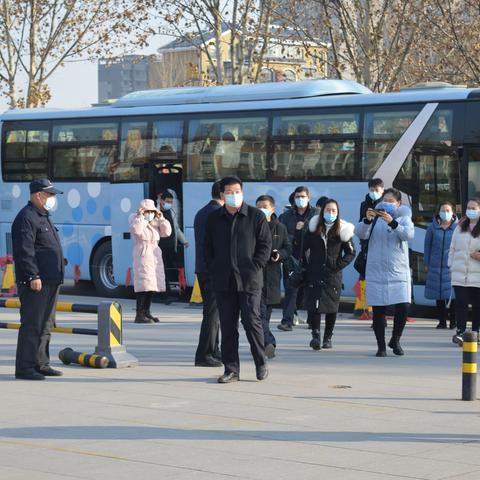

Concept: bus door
[[148, 121, 186, 290], [465, 145, 480, 202], [394, 144, 461, 297]]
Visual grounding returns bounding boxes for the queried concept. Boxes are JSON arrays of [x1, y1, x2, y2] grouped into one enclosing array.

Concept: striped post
[[0, 322, 97, 336], [0, 298, 98, 313], [94, 301, 138, 368], [462, 331, 477, 401], [59, 347, 109, 368]]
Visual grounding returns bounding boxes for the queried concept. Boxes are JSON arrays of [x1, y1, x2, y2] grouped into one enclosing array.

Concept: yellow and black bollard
[[59, 347, 109, 368], [462, 331, 478, 401]]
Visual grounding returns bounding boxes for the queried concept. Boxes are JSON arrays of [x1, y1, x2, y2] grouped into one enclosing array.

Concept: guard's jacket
[[11, 202, 65, 285]]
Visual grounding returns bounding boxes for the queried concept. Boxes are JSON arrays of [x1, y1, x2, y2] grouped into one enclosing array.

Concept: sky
[[0, 36, 169, 112]]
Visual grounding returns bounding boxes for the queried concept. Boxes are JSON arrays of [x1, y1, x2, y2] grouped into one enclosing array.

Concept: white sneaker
[[293, 313, 306, 325]]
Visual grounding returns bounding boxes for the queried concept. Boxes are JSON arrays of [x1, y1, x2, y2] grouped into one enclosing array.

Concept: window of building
[[283, 69, 296, 82], [258, 68, 275, 83], [187, 116, 268, 181], [3, 125, 49, 181]]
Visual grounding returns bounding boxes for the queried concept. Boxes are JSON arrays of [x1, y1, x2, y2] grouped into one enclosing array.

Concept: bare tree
[[0, 0, 154, 108], [281, 0, 427, 92], [160, 0, 282, 85]]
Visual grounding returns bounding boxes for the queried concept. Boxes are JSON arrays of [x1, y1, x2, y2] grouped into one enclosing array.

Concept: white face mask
[[224, 192, 243, 208], [259, 208, 271, 218], [295, 197, 308, 209], [143, 212, 155, 222], [466, 209, 480, 220], [162, 203, 173, 211], [368, 191, 382, 201], [44, 196, 56, 211]]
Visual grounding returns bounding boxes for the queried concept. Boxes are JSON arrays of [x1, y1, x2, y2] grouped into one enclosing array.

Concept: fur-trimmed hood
[[309, 215, 355, 242], [395, 205, 412, 219]]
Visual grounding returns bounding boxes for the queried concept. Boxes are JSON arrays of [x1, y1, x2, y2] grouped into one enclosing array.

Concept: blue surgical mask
[[439, 211, 453, 222], [466, 209, 480, 220], [259, 208, 271, 218], [144, 212, 155, 222], [295, 197, 308, 209], [44, 196, 56, 211], [377, 201, 397, 216], [324, 213, 337, 223], [163, 203, 173, 211], [369, 191, 382, 201], [225, 192, 243, 208]]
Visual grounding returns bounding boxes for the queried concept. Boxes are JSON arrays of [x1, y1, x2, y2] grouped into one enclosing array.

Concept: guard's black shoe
[[256, 365, 268, 381], [310, 338, 321, 350], [145, 312, 160, 323], [218, 372, 239, 383], [376, 349, 387, 357], [449, 320, 457, 330], [37, 367, 63, 376], [436, 322, 447, 329], [322, 338, 332, 349], [277, 322, 292, 332], [265, 344, 276, 359], [388, 337, 404, 356], [453, 332, 464, 347], [195, 355, 222, 367], [15, 371, 45, 380]]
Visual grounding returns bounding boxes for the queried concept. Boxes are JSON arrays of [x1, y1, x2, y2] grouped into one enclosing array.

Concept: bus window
[[272, 111, 359, 136], [111, 121, 149, 182], [467, 147, 480, 199], [363, 107, 421, 178], [187, 117, 268, 181], [3, 125, 49, 181], [271, 139, 357, 180], [52, 121, 118, 180], [152, 120, 183, 158]]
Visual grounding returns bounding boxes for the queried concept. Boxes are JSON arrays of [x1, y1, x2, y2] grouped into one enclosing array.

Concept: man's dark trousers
[[195, 272, 220, 362], [215, 278, 266, 375], [15, 283, 60, 375]]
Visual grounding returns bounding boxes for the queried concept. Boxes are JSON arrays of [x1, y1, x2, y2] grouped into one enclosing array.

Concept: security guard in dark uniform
[[12, 178, 64, 380]]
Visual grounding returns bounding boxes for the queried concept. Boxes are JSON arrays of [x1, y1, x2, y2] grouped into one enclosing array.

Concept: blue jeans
[[260, 293, 276, 347], [281, 283, 298, 326]]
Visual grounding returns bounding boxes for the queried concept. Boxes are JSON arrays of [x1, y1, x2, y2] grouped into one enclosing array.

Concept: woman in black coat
[[256, 195, 291, 358], [299, 199, 356, 350]]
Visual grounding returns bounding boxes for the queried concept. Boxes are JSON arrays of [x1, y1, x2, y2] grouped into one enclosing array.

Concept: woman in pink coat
[[129, 199, 172, 323]]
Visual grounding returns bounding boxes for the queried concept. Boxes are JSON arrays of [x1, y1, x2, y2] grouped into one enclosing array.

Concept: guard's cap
[[29, 178, 63, 195]]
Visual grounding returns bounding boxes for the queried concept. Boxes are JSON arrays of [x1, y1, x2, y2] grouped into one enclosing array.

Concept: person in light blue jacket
[[424, 202, 457, 330], [355, 187, 414, 357]]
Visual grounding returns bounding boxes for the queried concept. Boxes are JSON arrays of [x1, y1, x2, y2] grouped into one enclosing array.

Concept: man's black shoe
[[15, 371, 45, 380], [256, 364, 268, 381], [277, 323, 292, 332], [218, 372, 239, 383], [195, 355, 222, 367], [37, 367, 63, 376], [265, 344, 276, 359]]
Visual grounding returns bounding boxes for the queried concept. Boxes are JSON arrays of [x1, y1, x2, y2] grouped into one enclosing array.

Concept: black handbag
[[353, 218, 377, 277], [284, 228, 307, 288]]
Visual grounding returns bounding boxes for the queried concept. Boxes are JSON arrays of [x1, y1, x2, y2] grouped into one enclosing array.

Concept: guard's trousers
[[15, 283, 60, 375], [195, 272, 220, 363], [215, 279, 266, 375]]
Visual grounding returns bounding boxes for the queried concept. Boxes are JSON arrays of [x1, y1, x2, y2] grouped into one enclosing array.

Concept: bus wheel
[[91, 241, 123, 298]]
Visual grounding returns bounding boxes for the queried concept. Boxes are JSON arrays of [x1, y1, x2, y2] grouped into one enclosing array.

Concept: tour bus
[[1, 79, 480, 304]]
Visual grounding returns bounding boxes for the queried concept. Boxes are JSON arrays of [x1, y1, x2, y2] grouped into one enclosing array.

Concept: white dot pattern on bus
[[11, 184, 21, 198], [87, 182, 101, 198], [120, 197, 131, 213], [67, 189, 81, 208]]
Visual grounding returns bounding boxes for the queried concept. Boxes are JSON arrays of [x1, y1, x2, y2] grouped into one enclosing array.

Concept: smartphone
[[374, 208, 386, 214]]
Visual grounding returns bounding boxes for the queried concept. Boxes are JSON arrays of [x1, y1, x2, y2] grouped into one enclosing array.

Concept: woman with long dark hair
[[424, 201, 457, 329], [448, 198, 480, 345], [300, 199, 355, 350], [355, 187, 414, 357]]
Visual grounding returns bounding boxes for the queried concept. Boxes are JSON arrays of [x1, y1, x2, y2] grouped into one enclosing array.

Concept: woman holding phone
[[355, 188, 414, 357]]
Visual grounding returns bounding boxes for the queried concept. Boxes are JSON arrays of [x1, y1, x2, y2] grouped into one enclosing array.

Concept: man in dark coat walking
[[194, 181, 224, 367], [278, 186, 315, 331], [205, 177, 272, 383], [12, 178, 65, 380], [256, 195, 291, 359]]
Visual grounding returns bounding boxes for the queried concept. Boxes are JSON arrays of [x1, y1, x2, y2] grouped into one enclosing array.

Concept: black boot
[[436, 321, 447, 329], [135, 310, 154, 324], [322, 315, 335, 349], [388, 336, 404, 356], [373, 321, 386, 357], [145, 311, 160, 323], [309, 329, 321, 351]]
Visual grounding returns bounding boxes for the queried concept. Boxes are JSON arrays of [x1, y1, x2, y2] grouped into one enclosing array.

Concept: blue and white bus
[[1, 79, 479, 304]]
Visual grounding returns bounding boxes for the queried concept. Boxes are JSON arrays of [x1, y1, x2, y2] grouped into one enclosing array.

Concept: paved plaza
[[0, 293, 479, 480]]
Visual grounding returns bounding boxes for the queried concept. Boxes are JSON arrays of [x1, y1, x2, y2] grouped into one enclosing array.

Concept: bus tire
[[91, 241, 123, 298]]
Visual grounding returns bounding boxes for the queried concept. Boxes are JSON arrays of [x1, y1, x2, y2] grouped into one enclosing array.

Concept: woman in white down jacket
[[448, 198, 480, 345]]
